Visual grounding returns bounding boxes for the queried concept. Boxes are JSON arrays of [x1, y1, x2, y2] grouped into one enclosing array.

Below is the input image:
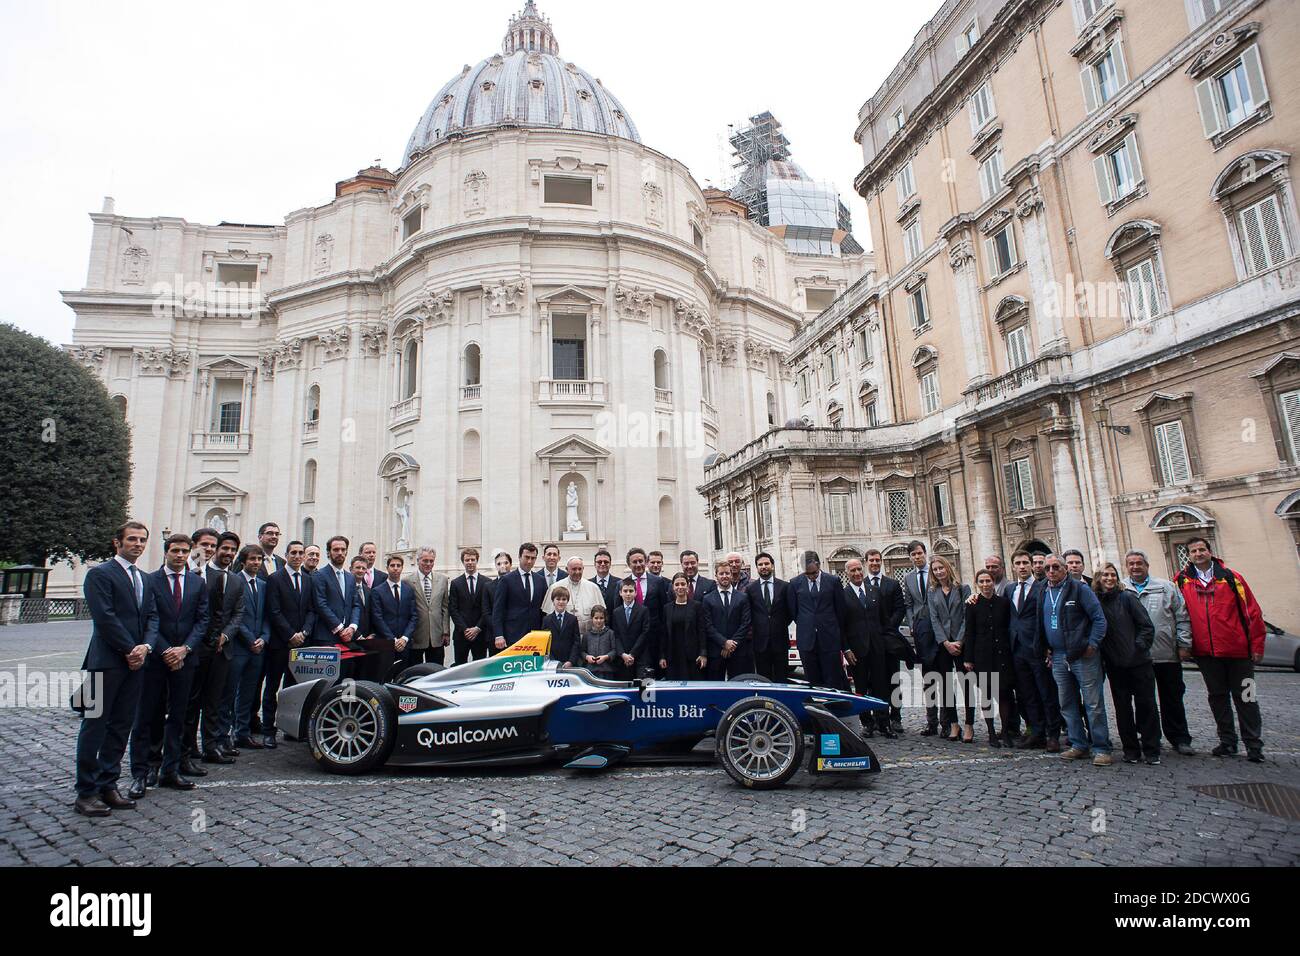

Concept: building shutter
[[1195, 78, 1223, 139], [1122, 132, 1143, 186], [1239, 202, 1268, 274], [1081, 65, 1100, 114], [1113, 42, 1130, 89], [1003, 462, 1021, 512], [1094, 154, 1114, 204], [1015, 458, 1036, 509], [1239, 44, 1269, 109], [1280, 389, 1300, 464], [1155, 421, 1192, 484]]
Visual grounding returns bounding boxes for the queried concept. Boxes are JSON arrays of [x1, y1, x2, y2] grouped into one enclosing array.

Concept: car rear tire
[[396, 662, 446, 685], [308, 681, 397, 775], [716, 697, 805, 790]]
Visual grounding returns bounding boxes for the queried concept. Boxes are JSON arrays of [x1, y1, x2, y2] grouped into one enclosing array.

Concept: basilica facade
[[62, 4, 869, 583]]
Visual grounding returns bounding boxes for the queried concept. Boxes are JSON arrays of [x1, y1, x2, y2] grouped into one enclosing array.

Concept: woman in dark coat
[[963, 569, 1016, 747], [1094, 563, 1161, 765], [660, 573, 707, 681]]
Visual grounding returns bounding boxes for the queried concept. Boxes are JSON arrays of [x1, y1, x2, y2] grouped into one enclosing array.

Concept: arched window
[[302, 459, 317, 503], [657, 430, 674, 478], [302, 517, 315, 547], [659, 496, 678, 546], [462, 499, 482, 549], [111, 395, 128, 420], [464, 344, 481, 387], [766, 392, 777, 428], [305, 385, 320, 423], [653, 349, 669, 390], [402, 340, 420, 400], [462, 430, 482, 479]]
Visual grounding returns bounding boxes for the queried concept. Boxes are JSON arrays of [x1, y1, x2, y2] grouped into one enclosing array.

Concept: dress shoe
[[179, 758, 208, 778], [1247, 749, 1265, 764], [1017, 734, 1046, 750], [1002, 732, 1018, 749], [889, 721, 904, 735], [1211, 743, 1238, 758], [100, 788, 137, 810], [989, 736, 1003, 748], [879, 726, 899, 740], [1092, 753, 1113, 767], [1060, 747, 1089, 761], [1145, 755, 1162, 766], [74, 795, 111, 818], [202, 750, 235, 765], [159, 775, 198, 791], [1045, 737, 1061, 753], [921, 725, 939, 737], [235, 736, 265, 750], [262, 735, 277, 750], [1175, 743, 1196, 756], [219, 743, 240, 758], [145, 767, 161, 789], [1122, 752, 1141, 764], [127, 776, 148, 800]]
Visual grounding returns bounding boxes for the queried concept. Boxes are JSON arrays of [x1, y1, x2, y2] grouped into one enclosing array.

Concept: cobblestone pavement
[[2, 622, 1298, 866]]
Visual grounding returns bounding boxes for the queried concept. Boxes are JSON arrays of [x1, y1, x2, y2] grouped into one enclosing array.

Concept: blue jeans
[[220, 651, 264, 742], [1051, 651, 1111, 754]]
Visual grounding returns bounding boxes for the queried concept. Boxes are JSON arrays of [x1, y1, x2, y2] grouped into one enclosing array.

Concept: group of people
[[71, 519, 1269, 819]]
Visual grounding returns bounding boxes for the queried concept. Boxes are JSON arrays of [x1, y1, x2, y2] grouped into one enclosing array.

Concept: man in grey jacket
[[901, 542, 940, 735], [1123, 550, 1194, 755]]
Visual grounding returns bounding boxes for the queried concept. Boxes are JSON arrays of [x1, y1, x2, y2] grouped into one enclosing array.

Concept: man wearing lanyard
[[1037, 555, 1111, 766], [1123, 550, 1194, 756]]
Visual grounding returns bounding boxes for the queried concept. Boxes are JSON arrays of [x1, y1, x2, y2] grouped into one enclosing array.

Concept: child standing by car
[[571, 606, 623, 678]]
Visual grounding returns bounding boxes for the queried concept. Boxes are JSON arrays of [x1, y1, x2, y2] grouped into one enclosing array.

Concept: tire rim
[[316, 696, 379, 765], [724, 710, 796, 780]]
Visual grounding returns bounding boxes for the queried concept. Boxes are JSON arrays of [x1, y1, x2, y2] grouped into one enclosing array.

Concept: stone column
[[1042, 412, 1089, 555], [947, 240, 991, 388], [1015, 185, 1067, 354], [964, 441, 1003, 563]]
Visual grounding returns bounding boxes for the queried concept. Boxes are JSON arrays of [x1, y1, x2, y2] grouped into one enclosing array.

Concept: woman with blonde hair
[[927, 555, 974, 742]]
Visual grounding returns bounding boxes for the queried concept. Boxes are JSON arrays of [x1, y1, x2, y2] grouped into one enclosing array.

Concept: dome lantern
[[504, 2, 559, 56]]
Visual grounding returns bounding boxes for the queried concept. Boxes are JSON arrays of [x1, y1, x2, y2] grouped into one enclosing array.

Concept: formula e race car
[[276, 633, 888, 789]]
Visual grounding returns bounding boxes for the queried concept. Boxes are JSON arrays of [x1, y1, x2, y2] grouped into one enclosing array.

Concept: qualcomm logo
[[417, 725, 520, 748]]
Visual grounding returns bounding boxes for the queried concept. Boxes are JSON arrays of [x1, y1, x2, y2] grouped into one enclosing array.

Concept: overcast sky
[[0, 0, 932, 344]]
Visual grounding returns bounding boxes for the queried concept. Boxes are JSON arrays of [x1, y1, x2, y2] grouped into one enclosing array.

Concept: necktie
[[424, 575, 433, 605], [919, 569, 926, 592], [337, 569, 346, 594], [524, 573, 532, 602], [172, 572, 183, 612], [625, 606, 632, 626], [130, 566, 142, 606], [393, 584, 401, 602], [722, 591, 730, 611], [688, 578, 695, 601], [1016, 582, 1025, 610], [764, 581, 772, 609], [468, 576, 475, 599], [635, 577, 645, 606], [293, 571, 301, 597], [857, 586, 866, 606], [811, 576, 818, 597]]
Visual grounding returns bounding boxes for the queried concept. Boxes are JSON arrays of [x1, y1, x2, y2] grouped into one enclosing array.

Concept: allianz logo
[[417, 725, 520, 748]]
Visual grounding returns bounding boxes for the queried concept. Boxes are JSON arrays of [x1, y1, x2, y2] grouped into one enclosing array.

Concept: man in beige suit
[[404, 547, 450, 666]]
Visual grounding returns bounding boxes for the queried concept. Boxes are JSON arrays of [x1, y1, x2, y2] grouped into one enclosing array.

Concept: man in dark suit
[[785, 551, 848, 690], [372, 554, 418, 661], [74, 521, 160, 818], [544, 587, 581, 664], [312, 535, 359, 647], [1007, 549, 1058, 751], [703, 563, 754, 680], [747, 552, 791, 683], [680, 550, 717, 604], [263, 540, 315, 748], [449, 548, 492, 665], [625, 549, 668, 677], [841, 559, 882, 734], [611, 578, 652, 678], [864, 549, 908, 733], [128, 534, 209, 798], [902, 541, 940, 734], [540, 545, 565, 591], [184, 531, 245, 766], [491, 543, 546, 651], [253, 522, 286, 579], [223, 545, 269, 751], [590, 549, 620, 613]]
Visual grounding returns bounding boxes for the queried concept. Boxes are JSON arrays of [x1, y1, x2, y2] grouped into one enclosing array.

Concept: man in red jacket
[[1175, 538, 1266, 763]]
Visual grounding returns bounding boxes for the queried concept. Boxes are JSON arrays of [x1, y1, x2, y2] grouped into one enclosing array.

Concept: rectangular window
[[551, 314, 588, 381], [887, 490, 910, 533], [805, 288, 836, 312], [1154, 420, 1193, 485], [1093, 132, 1144, 205], [1188, 0, 1224, 28], [985, 223, 1017, 277], [735, 504, 750, 545], [909, 286, 929, 332], [932, 482, 952, 526], [1237, 194, 1291, 275], [864, 401, 878, 428], [1280, 389, 1300, 464], [1082, 44, 1129, 113], [544, 176, 594, 205], [215, 263, 258, 288], [1075, 0, 1110, 28], [402, 208, 423, 241], [957, 19, 980, 54], [857, 325, 874, 366], [920, 371, 940, 416], [903, 219, 923, 261], [979, 148, 1004, 202], [1006, 326, 1032, 369], [969, 82, 996, 134], [212, 379, 243, 433], [896, 161, 916, 203], [825, 350, 839, 383], [827, 493, 852, 535], [1196, 45, 1269, 139], [712, 517, 724, 552], [757, 495, 773, 540], [691, 224, 705, 251], [893, 108, 906, 133], [1003, 457, 1037, 511], [798, 369, 811, 406], [1125, 258, 1161, 323]]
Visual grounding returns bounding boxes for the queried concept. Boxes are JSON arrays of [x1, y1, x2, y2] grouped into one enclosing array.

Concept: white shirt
[[165, 567, 186, 602], [1195, 565, 1215, 585]]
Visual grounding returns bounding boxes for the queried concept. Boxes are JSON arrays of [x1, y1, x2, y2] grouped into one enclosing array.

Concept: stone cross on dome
[[503, 2, 559, 56]]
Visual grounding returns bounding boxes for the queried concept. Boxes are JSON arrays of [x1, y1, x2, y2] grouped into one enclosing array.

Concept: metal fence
[[18, 598, 92, 625]]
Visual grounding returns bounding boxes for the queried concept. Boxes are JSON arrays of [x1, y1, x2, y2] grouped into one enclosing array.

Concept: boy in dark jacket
[[1094, 563, 1160, 764], [571, 606, 623, 678], [546, 587, 580, 664]]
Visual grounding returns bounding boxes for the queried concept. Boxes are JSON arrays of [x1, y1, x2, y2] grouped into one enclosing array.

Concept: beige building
[[700, 0, 1300, 632]]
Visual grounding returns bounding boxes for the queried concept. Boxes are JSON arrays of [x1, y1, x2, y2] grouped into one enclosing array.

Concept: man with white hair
[[403, 547, 450, 666], [1123, 549, 1194, 755], [543, 557, 606, 634]]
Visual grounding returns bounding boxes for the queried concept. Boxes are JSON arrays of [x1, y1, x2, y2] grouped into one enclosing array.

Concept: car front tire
[[716, 697, 805, 790], [308, 681, 397, 775]]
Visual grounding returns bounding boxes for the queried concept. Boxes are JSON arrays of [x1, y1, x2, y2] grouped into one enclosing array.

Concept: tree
[[0, 324, 131, 565]]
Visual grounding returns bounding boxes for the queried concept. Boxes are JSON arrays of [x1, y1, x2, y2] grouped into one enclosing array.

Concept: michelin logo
[[418, 725, 520, 748]]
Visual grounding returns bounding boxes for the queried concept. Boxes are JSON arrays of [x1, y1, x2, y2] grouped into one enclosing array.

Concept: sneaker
[[1122, 752, 1141, 764], [1247, 750, 1265, 764], [1211, 743, 1239, 758], [1145, 755, 1162, 766], [1060, 747, 1089, 761], [1092, 753, 1113, 767]]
